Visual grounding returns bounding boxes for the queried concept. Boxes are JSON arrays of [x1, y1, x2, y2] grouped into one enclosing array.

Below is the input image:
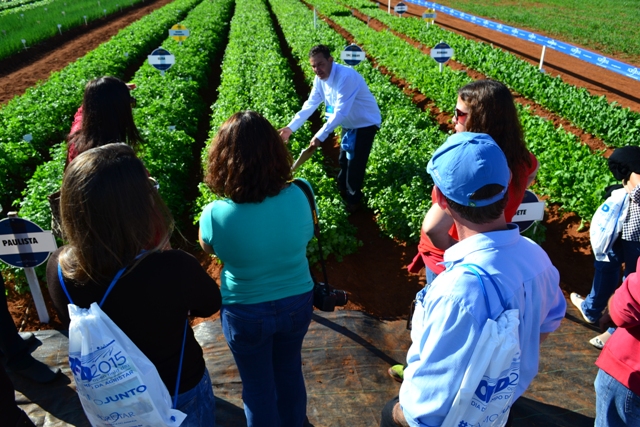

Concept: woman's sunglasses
[[454, 108, 468, 122]]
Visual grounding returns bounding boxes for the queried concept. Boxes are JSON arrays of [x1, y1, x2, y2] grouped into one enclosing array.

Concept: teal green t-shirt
[[199, 180, 315, 305]]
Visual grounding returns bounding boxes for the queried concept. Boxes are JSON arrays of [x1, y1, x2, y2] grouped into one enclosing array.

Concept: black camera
[[313, 281, 348, 312]]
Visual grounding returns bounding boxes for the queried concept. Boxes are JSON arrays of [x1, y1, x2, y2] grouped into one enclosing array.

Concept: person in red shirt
[[594, 255, 640, 426], [67, 77, 140, 165], [389, 79, 539, 382]]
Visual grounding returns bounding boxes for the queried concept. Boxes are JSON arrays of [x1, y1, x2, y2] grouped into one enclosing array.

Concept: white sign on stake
[[84, 15, 88, 25], [148, 47, 175, 76], [21, 39, 28, 50], [394, 2, 407, 16], [57, 24, 62, 35], [0, 215, 58, 323], [23, 134, 33, 142], [340, 44, 366, 66], [430, 41, 454, 72], [103, 9, 107, 16]]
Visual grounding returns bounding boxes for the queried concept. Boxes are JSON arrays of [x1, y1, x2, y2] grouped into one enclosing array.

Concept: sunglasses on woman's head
[[454, 108, 468, 121]]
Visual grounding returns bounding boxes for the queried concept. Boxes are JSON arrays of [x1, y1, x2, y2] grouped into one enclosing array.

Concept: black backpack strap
[[291, 179, 329, 285]]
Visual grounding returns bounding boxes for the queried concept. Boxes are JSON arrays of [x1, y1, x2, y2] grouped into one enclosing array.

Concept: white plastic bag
[[67, 302, 186, 427], [441, 309, 521, 427], [590, 188, 629, 262]]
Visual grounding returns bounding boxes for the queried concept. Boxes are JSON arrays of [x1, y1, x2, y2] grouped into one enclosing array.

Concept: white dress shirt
[[287, 62, 381, 141]]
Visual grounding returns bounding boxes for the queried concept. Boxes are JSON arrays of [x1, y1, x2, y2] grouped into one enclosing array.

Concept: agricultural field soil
[[3, 0, 639, 332]]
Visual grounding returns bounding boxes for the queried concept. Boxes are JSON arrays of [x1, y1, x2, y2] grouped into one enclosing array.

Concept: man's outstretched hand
[[279, 127, 292, 143]]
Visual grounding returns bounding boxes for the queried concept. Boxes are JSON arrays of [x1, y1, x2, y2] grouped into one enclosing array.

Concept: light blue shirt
[[400, 224, 566, 427], [199, 181, 315, 305], [287, 62, 381, 141]]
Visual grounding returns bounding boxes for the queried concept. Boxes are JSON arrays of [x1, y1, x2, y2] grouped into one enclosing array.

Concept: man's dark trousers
[[338, 124, 379, 205]]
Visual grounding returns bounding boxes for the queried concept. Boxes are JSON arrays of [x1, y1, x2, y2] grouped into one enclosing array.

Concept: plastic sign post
[[423, 9, 436, 27], [21, 39, 28, 51], [0, 216, 58, 323], [340, 44, 365, 67], [169, 24, 190, 45], [84, 15, 88, 25], [539, 45, 547, 72], [394, 2, 407, 16], [430, 41, 454, 72], [148, 47, 175, 76], [57, 24, 62, 35]]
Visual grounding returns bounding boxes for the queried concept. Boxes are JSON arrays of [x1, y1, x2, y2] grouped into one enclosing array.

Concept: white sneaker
[[589, 331, 612, 350], [570, 293, 596, 324]]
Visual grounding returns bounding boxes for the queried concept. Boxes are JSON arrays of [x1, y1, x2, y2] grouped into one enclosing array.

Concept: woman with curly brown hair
[[199, 111, 315, 427]]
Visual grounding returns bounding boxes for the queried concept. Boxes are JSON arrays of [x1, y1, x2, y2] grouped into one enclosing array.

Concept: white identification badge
[[325, 105, 335, 121]]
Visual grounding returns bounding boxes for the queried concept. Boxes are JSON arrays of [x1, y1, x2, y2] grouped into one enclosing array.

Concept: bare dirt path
[[0, 0, 174, 105]]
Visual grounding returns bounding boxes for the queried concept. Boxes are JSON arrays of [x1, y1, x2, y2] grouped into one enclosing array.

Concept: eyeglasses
[[454, 108, 468, 122]]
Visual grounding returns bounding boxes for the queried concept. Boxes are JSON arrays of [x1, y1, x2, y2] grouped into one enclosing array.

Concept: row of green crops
[[0, 0, 147, 60], [342, 0, 640, 149], [0, 0, 202, 211], [306, 0, 614, 222], [424, 0, 640, 61], [269, 0, 445, 242], [195, 0, 359, 263], [0, 0, 52, 14], [18, 0, 234, 234]]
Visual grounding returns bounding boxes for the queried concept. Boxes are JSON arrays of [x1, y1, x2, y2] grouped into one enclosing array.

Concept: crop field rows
[[1, 0, 638, 305]]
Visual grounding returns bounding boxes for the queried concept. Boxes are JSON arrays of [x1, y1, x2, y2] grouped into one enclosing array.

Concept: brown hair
[[458, 79, 531, 189], [444, 184, 509, 224], [59, 143, 173, 284], [309, 44, 332, 59], [204, 111, 293, 203], [68, 76, 142, 162]]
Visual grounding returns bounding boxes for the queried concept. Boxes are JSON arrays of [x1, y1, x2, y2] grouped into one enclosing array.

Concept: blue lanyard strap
[[172, 319, 189, 409], [459, 263, 507, 315]]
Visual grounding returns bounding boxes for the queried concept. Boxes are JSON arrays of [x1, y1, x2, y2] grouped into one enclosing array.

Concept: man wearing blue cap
[[380, 133, 566, 427]]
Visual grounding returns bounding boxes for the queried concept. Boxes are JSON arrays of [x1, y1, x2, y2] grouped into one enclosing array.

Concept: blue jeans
[[583, 239, 640, 322], [175, 367, 215, 427], [221, 290, 313, 427], [595, 369, 640, 427]]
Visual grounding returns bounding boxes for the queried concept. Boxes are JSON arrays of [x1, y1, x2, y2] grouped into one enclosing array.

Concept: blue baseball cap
[[427, 132, 510, 207]]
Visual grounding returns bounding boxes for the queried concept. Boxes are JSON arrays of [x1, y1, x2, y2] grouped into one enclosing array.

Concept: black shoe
[[18, 333, 39, 353], [9, 355, 60, 383]]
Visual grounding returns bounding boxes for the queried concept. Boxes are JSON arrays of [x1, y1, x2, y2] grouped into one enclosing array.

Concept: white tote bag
[[590, 188, 629, 262], [59, 265, 187, 427], [441, 264, 521, 427]]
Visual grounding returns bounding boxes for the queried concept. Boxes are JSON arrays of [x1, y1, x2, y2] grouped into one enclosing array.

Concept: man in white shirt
[[280, 45, 381, 212], [380, 132, 566, 427]]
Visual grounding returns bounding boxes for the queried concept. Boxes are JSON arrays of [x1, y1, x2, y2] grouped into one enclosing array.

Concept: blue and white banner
[[405, 0, 640, 82]]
